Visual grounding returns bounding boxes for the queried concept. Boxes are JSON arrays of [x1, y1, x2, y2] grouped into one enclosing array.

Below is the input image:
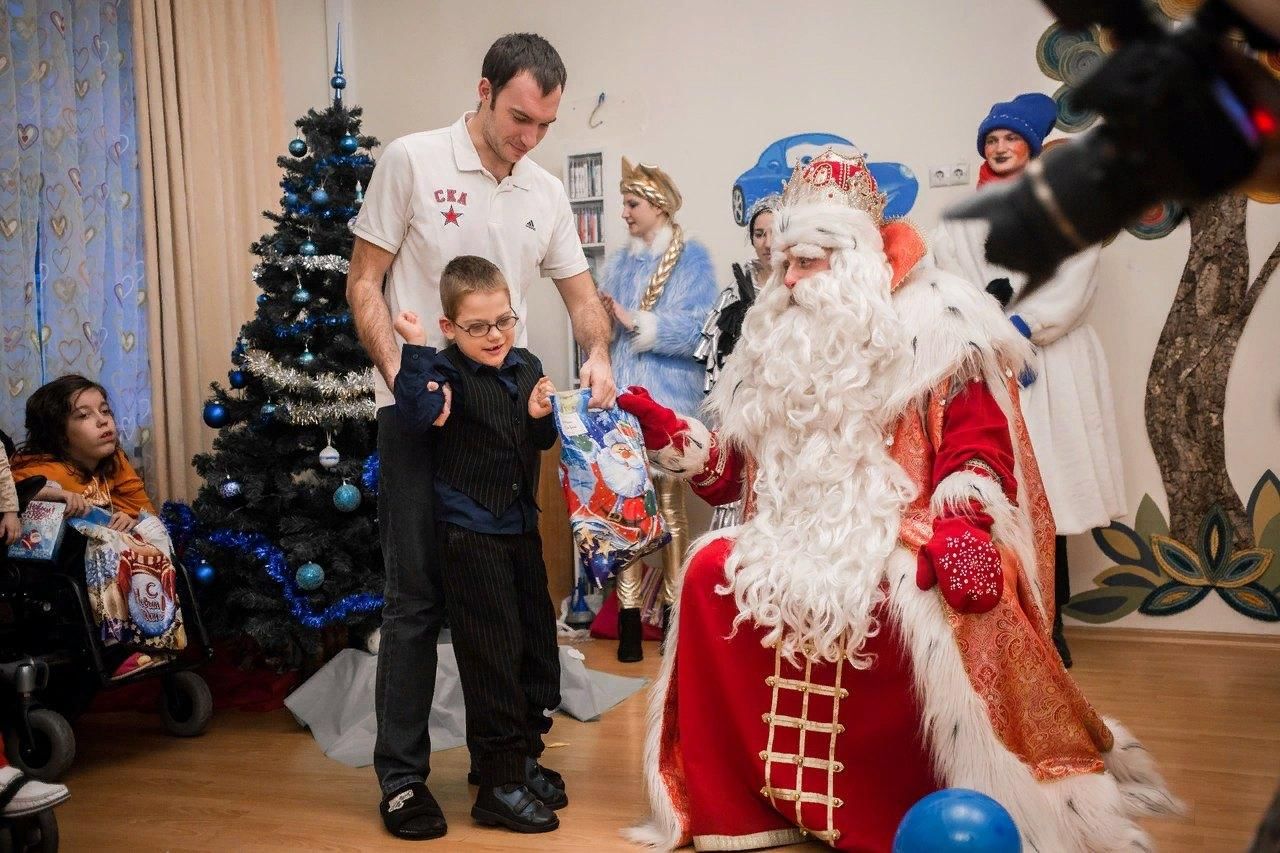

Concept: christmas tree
[[165, 38, 384, 668]]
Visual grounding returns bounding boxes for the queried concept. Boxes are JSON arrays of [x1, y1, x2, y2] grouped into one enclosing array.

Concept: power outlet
[[928, 162, 972, 188]]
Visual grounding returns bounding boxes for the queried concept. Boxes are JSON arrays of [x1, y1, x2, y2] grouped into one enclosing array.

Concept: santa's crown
[[781, 148, 887, 226]]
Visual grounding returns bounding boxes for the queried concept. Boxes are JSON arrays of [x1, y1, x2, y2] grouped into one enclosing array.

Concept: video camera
[[944, 0, 1280, 287]]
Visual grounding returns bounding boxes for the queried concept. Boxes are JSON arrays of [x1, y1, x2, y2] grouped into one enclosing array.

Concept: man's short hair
[[440, 255, 509, 319], [482, 33, 567, 103]]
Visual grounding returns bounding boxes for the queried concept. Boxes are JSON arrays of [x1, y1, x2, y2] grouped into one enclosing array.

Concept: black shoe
[[525, 757, 567, 809], [618, 607, 643, 662], [380, 782, 448, 840], [469, 759, 563, 791], [472, 783, 559, 833]]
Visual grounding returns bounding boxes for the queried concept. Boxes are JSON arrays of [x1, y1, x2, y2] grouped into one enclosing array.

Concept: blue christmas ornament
[[330, 74, 347, 91], [228, 369, 248, 389], [256, 293, 269, 306], [333, 483, 361, 512], [218, 478, 242, 500], [195, 561, 216, 585], [310, 187, 329, 206], [893, 789, 1021, 853], [298, 349, 316, 368], [202, 401, 229, 428], [283, 191, 299, 207], [292, 288, 311, 304], [260, 401, 277, 419], [288, 137, 307, 157], [339, 133, 358, 154], [299, 241, 317, 256], [296, 562, 325, 590]]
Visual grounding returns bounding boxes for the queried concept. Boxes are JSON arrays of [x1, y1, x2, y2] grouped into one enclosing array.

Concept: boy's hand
[[529, 376, 556, 418], [393, 310, 428, 346], [39, 486, 90, 517], [107, 511, 138, 533], [1, 511, 19, 545]]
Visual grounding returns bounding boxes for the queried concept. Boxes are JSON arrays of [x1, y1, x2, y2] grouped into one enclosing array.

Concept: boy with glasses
[[391, 255, 563, 834]]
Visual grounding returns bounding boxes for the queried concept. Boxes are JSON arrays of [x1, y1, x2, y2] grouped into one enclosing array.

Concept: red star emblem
[[441, 205, 463, 226]]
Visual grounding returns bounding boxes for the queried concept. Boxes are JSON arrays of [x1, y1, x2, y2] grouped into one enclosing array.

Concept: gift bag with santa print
[[552, 388, 669, 586]]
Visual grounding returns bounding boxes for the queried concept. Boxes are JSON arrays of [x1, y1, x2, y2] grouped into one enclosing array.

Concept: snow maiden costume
[[619, 150, 1180, 852], [600, 157, 717, 660], [932, 93, 1126, 667]]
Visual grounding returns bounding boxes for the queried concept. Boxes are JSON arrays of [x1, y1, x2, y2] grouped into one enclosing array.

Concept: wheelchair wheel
[[0, 808, 59, 853], [5, 710, 75, 783], [159, 671, 212, 737]]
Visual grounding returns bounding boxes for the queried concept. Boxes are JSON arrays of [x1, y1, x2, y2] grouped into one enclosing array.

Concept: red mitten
[[617, 386, 689, 452], [916, 503, 1003, 614]]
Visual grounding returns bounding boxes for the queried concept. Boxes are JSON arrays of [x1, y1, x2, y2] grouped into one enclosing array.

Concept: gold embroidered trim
[[759, 713, 845, 734], [692, 828, 811, 851], [963, 458, 1003, 488], [691, 431, 726, 488], [765, 675, 848, 698]]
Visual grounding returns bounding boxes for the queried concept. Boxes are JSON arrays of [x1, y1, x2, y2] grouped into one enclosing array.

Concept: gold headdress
[[780, 148, 887, 226], [620, 157, 683, 214]]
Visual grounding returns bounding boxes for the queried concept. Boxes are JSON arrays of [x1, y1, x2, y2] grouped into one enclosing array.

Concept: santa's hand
[[916, 509, 1003, 614], [617, 386, 688, 452]]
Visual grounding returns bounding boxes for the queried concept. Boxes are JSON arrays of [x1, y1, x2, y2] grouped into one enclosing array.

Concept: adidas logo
[[387, 790, 414, 812], [526, 220, 536, 231]]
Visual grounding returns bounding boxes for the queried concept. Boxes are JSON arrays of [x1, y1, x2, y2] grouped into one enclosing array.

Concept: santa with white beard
[[617, 150, 1180, 852]]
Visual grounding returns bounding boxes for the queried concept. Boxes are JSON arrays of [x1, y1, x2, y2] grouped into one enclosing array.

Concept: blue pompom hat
[[976, 92, 1058, 157]]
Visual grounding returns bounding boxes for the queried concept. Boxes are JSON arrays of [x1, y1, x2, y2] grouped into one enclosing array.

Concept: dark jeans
[[437, 523, 561, 787], [373, 406, 445, 795]]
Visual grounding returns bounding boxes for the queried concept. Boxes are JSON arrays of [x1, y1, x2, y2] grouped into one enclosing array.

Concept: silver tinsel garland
[[242, 349, 373, 400], [253, 253, 350, 279], [278, 397, 377, 426]]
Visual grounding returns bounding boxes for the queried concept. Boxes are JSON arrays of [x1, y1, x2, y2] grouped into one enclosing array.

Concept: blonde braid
[[638, 224, 685, 312]]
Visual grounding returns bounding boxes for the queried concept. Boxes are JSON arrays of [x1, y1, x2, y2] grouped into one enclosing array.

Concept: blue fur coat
[[600, 227, 718, 417]]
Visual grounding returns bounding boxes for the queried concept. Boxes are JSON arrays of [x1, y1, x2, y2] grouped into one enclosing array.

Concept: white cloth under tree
[[932, 219, 1125, 534]]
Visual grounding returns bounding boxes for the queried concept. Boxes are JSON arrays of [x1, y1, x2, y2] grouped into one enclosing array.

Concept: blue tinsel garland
[[361, 452, 380, 495], [162, 500, 383, 629]]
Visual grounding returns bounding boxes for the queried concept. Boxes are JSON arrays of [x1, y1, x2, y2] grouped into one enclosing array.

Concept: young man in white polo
[[346, 32, 615, 840]]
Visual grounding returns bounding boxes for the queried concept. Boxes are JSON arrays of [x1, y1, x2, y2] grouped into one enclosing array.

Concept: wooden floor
[[57, 630, 1280, 852]]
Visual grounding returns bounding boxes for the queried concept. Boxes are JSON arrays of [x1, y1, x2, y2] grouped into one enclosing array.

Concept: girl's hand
[[39, 486, 90, 517], [611, 300, 634, 331], [1, 511, 19, 545], [529, 376, 556, 418], [107, 511, 137, 533], [393, 310, 428, 346]]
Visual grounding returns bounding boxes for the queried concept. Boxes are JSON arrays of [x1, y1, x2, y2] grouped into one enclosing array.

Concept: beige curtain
[[133, 0, 284, 501]]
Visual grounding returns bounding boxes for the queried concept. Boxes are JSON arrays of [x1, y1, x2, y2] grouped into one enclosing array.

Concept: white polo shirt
[[352, 112, 589, 408]]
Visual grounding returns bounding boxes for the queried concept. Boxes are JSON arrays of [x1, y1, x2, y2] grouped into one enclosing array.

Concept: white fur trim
[[631, 310, 658, 353], [650, 416, 712, 479], [772, 203, 882, 258], [884, 263, 1035, 417], [932, 468, 1046, 624], [628, 223, 674, 256], [1101, 716, 1186, 818], [887, 550, 1176, 852]]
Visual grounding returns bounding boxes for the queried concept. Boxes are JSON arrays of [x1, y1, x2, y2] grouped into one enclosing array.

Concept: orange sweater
[[10, 449, 155, 517]]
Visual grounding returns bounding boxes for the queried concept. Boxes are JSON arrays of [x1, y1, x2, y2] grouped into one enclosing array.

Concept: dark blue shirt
[[393, 343, 543, 535]]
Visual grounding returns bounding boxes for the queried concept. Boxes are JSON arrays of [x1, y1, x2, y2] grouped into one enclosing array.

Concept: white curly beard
[[704, 249, 917, 666]]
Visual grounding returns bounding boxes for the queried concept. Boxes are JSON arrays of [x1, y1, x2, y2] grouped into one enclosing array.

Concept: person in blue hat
[[934, 92, 1127, 670]]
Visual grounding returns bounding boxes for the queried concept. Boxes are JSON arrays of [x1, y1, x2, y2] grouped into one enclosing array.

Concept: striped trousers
[[437, 523, 561, 786]]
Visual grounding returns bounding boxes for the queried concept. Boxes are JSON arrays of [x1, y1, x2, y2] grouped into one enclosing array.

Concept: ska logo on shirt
[[434, 188, 467, 226]]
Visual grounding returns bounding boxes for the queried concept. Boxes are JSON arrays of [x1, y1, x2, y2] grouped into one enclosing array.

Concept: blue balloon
[[333, 483, 361, 512], [202, 401, 229, 428], [893, 789, 1021, 853], [195, 561, 216, 585], [296, 562, 325, 590]]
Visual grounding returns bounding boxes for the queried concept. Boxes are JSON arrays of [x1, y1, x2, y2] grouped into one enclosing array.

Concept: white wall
[[277, 0, 1280, 634]]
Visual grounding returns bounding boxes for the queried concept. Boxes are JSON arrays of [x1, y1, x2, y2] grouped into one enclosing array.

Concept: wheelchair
[[0, 475, 214, 785]]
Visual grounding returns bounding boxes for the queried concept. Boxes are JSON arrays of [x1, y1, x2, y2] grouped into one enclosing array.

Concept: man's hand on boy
[[529, 377, 556, 419], [393, 310, 428, 346], [427, 381, 452, 427], [107, 511, 138, 533], [1, 511, 19, 545]]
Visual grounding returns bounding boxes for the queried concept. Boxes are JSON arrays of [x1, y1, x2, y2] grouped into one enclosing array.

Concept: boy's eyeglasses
[[459, 314, 519, 337]]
